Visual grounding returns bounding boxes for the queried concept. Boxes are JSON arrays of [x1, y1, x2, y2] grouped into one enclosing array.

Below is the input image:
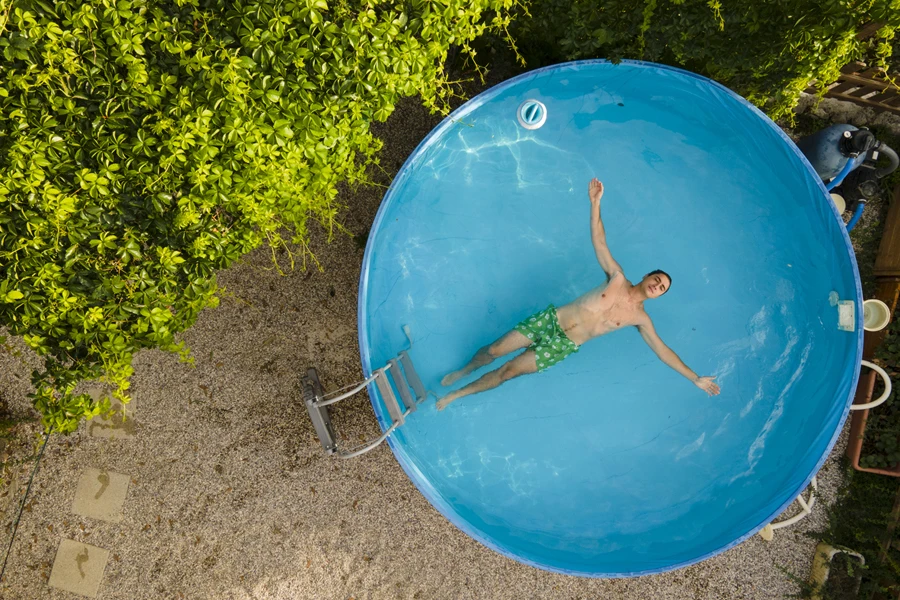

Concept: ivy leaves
[[0, 0, 518, 433], [0, 281, 24, 303], [512, 0, 899, 121]]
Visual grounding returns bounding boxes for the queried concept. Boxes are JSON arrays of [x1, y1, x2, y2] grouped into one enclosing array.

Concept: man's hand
[[589, 178, 604, 205], [694, 376, 720, 396]]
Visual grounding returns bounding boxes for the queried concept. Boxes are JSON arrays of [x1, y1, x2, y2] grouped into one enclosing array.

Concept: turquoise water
[[358, 61, 862, 576]]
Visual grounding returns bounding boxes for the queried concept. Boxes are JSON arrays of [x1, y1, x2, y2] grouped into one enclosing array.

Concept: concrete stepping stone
[[85, 389, 137, 439], [48, 539, 109, 598], [72, 468, 130, 523]]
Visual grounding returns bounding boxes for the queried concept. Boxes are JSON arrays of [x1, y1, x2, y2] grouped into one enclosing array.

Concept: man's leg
[[441, 330, 533, 386], [437, 350, 538, 410]]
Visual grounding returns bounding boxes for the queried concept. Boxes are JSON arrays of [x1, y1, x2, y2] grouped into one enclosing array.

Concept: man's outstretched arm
[[588, 178, 623, 280], [637, 320, 721, 396]]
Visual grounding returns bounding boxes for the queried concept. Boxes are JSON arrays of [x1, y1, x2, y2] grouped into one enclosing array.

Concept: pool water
[[358, 60, 862, 576]]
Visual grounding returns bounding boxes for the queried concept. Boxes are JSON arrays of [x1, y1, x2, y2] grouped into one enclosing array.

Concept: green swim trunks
[[514, 304, 579, 372]]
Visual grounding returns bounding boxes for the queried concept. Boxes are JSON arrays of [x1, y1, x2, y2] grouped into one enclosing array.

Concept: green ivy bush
[[808, 469, 900, 599], [0, 0, 517, 433], [510, 0, 899, 120]]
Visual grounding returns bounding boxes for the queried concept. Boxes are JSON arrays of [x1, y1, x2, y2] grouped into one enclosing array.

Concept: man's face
[[642, 273, 670, 299]]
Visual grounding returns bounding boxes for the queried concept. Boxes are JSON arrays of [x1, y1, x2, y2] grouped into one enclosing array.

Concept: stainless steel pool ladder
[[302, 347, 427, 458]]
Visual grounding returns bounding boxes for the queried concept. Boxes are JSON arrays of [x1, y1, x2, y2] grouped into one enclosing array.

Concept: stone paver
[[72, 468, 130, 523], [86, 389, 137, 439], [48, 539, 110, 598]]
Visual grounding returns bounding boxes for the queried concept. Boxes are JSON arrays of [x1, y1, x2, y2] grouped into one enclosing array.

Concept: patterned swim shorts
[[514, 304, 580, 372]]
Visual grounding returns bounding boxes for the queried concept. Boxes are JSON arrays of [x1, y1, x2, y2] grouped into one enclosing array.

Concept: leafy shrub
[[0, 0, 517, 432], [510, 0, 900, 120]]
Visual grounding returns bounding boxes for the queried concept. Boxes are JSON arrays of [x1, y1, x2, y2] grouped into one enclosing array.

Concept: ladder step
[[388, 359, 417, 412], [374, 368, 405, 426], [399, 351, 426, 401]]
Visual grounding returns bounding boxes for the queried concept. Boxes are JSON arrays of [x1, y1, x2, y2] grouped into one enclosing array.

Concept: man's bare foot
[[436, 393, 459, 411], [440, 370, 465, 387]]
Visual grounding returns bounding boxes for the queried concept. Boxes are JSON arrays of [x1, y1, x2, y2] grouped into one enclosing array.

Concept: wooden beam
[[848, 85, 883, 99], [869, 89, 900, 104], [863, 184, 900, 358], [825, 92, 900, 116], [830, 81, 864, 95], [861, 66, 885, 78], [874, 184, 900, 278], [806, 60, 900, 115], [837, 73, 893, 92], [842, 60, 869, 73], [857, 21, 884, 40]]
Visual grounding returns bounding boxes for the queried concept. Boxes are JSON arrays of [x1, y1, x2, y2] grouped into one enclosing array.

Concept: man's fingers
[[700, 379, 721, 396]]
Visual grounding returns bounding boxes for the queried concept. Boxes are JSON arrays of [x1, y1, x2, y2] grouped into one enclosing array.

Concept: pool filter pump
[[797, 124, 898, 214]]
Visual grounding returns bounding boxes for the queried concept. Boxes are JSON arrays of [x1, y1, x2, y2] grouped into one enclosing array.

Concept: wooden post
[[863, 184, 900, 359], [874, 184, 900, 281]]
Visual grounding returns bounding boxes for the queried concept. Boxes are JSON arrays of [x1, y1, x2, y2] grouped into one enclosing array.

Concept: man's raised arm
[[637, 318, 721, 396], [588, 178, 623, 279]]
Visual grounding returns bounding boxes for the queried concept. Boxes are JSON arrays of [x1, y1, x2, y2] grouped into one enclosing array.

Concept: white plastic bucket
[[830, 193, 846, 214], [863, 299, 891, 332]]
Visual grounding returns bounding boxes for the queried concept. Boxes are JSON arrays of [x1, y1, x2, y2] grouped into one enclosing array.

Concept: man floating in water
[[437, 178, 721, 410]]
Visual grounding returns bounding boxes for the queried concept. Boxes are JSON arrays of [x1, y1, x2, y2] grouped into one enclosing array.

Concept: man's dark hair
[[646, 269, 672, 294]]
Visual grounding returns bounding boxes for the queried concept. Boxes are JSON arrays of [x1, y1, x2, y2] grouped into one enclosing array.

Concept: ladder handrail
[[314, 373, 380, 407], [336, 408, 413, 459]]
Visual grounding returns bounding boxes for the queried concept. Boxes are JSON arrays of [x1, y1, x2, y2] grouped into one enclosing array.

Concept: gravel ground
[[0, 65, 888, 600]]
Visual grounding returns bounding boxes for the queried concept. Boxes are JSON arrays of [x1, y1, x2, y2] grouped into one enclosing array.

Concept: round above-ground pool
[[358, 60, 863, 577]]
